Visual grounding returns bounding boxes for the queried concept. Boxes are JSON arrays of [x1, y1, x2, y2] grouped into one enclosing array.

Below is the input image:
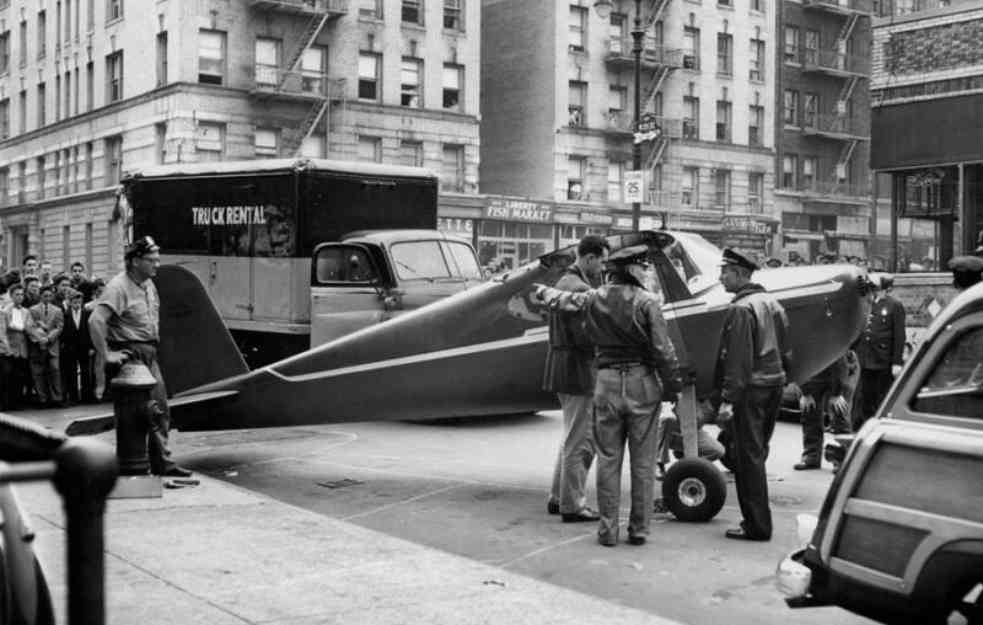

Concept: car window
[[910, 325, 983, 420], [442, 241, 482, 280], [390, 240, 451, 280], [315, 246, 377, 283]]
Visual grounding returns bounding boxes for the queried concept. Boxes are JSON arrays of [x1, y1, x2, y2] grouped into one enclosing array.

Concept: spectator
[[39, 261, 53, 287], [28, 284, 64, 407], [84, 278, 107, 400], [53, 274, 72, 310], [21, 255, 39, 280], [69, 261, 87, 288], [61, 288, 93, 405], [23, 277, 41, 308], [3, 284, 33, 409]]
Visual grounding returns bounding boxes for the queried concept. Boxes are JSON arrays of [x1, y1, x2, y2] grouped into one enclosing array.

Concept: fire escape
[[801, 0, 872, 198], [248, 0, 349, 156]]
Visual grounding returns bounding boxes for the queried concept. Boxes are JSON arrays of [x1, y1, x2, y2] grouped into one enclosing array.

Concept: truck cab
[[311, 230, 483, 347]]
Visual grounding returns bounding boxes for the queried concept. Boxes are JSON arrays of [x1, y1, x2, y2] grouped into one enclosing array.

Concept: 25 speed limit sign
[[624, 171, 644, 203]]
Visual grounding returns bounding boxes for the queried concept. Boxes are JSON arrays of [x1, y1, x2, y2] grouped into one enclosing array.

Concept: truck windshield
[[391, 241, 453, 280]]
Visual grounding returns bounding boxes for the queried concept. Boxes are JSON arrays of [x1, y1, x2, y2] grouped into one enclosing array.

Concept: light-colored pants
[[549, 393, 595, 514], [593, 365, 661, 544]]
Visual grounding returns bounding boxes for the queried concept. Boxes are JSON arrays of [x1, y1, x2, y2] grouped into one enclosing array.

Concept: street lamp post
[[595, 0, 645, 231]]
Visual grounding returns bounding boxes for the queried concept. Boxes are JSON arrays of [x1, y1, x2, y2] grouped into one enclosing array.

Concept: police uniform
[[714, 249, 790, 541], [852, 275, 905, 427], [537, 245, 683, 546]]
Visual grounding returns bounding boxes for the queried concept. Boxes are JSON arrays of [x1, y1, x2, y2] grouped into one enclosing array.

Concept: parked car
[[777, 282, 983, 625]]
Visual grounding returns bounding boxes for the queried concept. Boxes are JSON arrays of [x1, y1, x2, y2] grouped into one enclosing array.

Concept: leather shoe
[[547, 499, 560, 515], [725, 527, 769, 541], [794, 461, 821, 471], [562, 508, 600, 523], [627, 535, 646, 546], [162, 465, 193, 478]]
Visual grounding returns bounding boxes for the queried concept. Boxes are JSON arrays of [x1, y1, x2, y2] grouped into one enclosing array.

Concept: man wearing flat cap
[[89, 236, 192, 478], [713, 248, 791, 541], [949, 254, 983, 290], [535, 244, 683, 547]]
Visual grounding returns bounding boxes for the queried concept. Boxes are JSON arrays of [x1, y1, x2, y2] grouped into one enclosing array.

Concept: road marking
[[341, 484, 462, 521], [497, 532, 597, 569]]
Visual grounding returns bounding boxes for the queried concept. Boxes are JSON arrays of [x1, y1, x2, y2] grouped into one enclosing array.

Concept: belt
[[599, 362, 645, 370], [109, 340, 159, 348]]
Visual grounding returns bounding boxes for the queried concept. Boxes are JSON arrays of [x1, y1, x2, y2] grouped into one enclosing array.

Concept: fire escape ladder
[[643, 65, 671, 112], [837, 14, 859, 43], [837, 75, 859, 109], [646, 0, 672, 27], [644, 135, 668, 171], [837, 139, 858, 170], [279, 11, 330, 88], [288, 98, 330, 156]]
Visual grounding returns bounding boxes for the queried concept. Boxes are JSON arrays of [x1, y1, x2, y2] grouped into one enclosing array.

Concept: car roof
[[339, 230, 469, 245]]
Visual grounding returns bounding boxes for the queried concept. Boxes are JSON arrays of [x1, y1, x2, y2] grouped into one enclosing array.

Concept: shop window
[[198, 30, 226, 85], [358, 52, 380, 101], [782, 154, 797, 189], [682, 166, 698, 206], [567, 155, 586, 200], [569, 6, 587, 51]]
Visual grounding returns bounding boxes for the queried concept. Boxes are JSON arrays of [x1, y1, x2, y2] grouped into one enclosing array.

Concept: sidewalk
[[15, 406, 683, 625]]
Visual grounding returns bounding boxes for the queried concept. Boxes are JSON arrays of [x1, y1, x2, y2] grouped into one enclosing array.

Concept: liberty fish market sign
[[484, 197, 554, 223]]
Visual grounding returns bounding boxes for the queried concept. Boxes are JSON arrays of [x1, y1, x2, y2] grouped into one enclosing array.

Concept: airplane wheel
[[662, 458, 727, 523]]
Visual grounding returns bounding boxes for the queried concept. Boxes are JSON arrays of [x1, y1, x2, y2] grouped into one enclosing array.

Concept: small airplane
[[69, 229, 870, 434]]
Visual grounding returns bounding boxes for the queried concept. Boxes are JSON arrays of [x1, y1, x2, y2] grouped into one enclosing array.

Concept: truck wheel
[[662, 458, 727, 523]]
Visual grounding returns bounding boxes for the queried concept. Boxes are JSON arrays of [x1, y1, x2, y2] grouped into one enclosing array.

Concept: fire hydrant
[[110, 361, 159, 476]]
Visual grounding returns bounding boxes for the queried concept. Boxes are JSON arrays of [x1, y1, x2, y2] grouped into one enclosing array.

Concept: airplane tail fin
[[155, 265, 249, 395]]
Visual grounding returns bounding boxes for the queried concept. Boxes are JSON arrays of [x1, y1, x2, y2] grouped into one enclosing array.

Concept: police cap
[[720, 248, 759, 272], [125, 236, 160, 261], [605, 244, 650, 267], [763, 257, 783, 268]]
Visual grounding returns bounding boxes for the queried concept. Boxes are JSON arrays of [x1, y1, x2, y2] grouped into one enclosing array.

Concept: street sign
[[634, 113, 662, 145], [624, 170, 644, 203]]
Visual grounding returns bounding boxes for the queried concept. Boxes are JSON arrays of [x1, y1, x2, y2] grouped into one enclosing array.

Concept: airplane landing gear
[[661, 457, 727, 522]]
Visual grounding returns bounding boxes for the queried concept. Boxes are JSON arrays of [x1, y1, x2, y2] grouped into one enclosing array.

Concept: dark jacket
[[542, 265, 596, 395], [853, 294, 905, 370], [61, 307, 92, 355], [714, 283, 791, 403]]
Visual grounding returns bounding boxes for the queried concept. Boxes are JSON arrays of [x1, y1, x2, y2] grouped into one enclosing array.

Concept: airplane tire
[[662, 458, 727, 523]]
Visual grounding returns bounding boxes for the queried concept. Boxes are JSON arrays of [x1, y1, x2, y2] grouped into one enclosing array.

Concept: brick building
[[0, 0, 481, 276], [480, 0, 779, 269], [775, 0, 874, 263], [870, 0, 983, 269]]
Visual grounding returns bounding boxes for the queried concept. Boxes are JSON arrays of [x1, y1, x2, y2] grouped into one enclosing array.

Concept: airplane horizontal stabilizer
[[65, 390, 240, 436]]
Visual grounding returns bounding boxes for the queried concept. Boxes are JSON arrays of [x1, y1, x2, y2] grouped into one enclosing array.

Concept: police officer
[[852, 274, 905, 428], [536, 245, 682, 547], [713, 249, 790, 541], [543, 234, 609, 522]]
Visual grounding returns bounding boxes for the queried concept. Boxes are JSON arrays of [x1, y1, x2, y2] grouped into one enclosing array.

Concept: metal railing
[[252, 65, 345, 99], [798, 180, 871, 197], [0, 412, 118, 625], [802, 49, 870, 75], [802, 113, 868, 137], [250, 0, 349, 13], [802, 0, 873, 13], [604, 39, 684, 68]]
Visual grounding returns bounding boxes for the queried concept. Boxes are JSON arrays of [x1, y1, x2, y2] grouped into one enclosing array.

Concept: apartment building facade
[[775, 0, 873, 263], [0, 0, 481, 275], [480, 0, 778, 270], [869, 0, 983, 269]]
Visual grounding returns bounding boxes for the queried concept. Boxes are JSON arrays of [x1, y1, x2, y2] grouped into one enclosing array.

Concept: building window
[[716, 33, 732, 76], [358, 52, 380, 101], [18, 21, 25, 68], [73, 67, 79, 116], [358, 0, 381, 18], [567, 155, 585, 200], [442, 144, 465, 192], [682, 166, 698, 206], [255, 38, 279, 87], [399, 140, 423, 167], [401, 58, 422, 107], [63, 71, 71, 119], [749, 38, 764, 81], [195, 121, 224, 162], [358, 135, 382, 162], [56, 1, 62, 46], [683, 95, 699, 139], [569, 6, 587, 51], [84, 142, 92, 190], [37, 11, 46, 60], [568, 80, 586, 127], [0, 99, 7, 139], [784, 26, 799, 63], [748, 172, 763, 212], [683, 26, 700, 69], [607, 161, 623, 202], [37, 82, 45, 127], [65, 0, 71, 42], [782, 154, 797, 188], [0, 167, 8, 204], [85, 61, 93, 111], [85, 223, 93, 272], [105, 50, 123, 103], [751, 0, 763, 11], [442, 64, 462, 110], [783, 89, 798, 125], [36, 156, 45, 199], [300, 46, 326, 95], [0, 31, 9, 74], [156, 31, 168, 86], [715, 100, 731, 142], [608, 13, 626, 52], [444, 0, 462, 30], [608, 84, 627, 114], [254, 128, 278, 157], [749, 104, 763, 147], [801, 156, 816, 190], [198, 30, 226, 85], [107, 0, 122, 21], [155, 122, 167, 164], [55, 76, 61, 121], [104, 135, 122, 185], [804, 29, 819, 65], [87, 0, 94, 31], [402, 0, 422, 25], [72, 145, 80, 192], [714, 169, 731, 210], [17, 161, 26, 202], [18, 90, 25, 134], [803, 92, 818, 127], [301, 134, 326, 158]]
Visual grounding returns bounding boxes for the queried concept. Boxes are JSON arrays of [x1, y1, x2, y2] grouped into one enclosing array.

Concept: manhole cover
[[317, 478, 365, 489]]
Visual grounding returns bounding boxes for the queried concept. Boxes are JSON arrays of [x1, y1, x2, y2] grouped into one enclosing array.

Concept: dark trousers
[[5, 356, 31, 409], [61, 347, 93, 403], [856, 368, 894, 429], [733, 385, 782, 540], [106, 342, 174, 474]]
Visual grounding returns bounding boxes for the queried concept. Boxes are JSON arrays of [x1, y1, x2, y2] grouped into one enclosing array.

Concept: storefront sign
[[721, 216, 774, 236], [553, 212, 580, 224], [484, 198, 554, 223], [438, 217, 474, 239], [579, 211, 613, 226]]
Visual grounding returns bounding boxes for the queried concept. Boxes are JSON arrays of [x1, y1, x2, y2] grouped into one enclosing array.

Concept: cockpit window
[[662, 232, 721, 294], [911, 325, 983, 420]]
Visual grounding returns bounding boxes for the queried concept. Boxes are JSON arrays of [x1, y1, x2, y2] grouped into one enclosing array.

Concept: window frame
[[444, 0, 463, 30], [567, 154, 586, 200], [400, 57, 423, 107], [748, 104, 764, 147], [402, 0, 423, 25], [568, 5, 587, 52], [782, 154, 798, 189], [106, 0, 123, 22], [784, 26, 800, 64], [716, 33, 733, 76], [681, 166, 699, 207], [442, 63, 462, 110], [715, 99, 732, 142], [783, 89, 799, 126], [442, 144, 465, 192], [748, 172, 764, 212], [105, 49, 123, 103], [714, 169, 731, 210], [197, 29, 227, 86], [358, 52, 381, 102], [568, 80, 587, 127]]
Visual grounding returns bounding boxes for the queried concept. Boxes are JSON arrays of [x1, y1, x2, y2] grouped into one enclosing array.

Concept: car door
[[309, 243, 387, 347]]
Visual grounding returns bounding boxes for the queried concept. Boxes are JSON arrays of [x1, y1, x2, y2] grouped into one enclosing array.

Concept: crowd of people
[[0, 255, 108, 411]]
